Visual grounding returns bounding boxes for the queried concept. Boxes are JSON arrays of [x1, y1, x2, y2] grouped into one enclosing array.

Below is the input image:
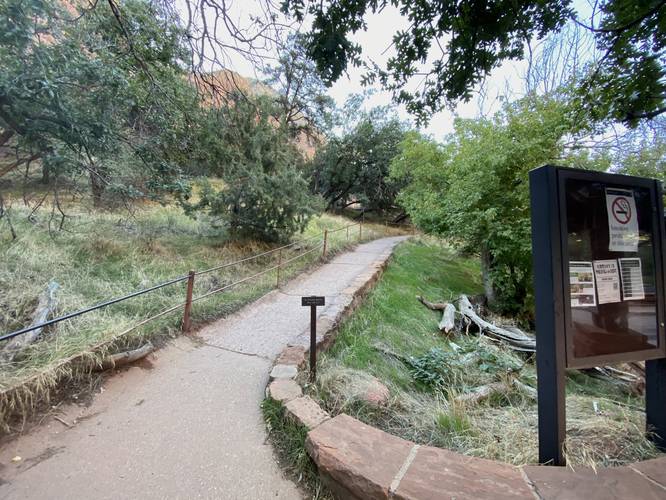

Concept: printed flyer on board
[[593, 260, 621, 305], [569, 261, 596, 307]]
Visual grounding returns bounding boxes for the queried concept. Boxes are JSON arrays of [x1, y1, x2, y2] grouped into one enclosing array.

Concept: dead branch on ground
[[96, 341, 155, 371], [1, 281, 60, 363]]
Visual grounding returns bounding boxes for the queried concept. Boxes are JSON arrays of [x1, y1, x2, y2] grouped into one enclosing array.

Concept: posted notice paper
[[569, 261, 596, 307], [593, 260, 621, 304], [606, 188, 639, 252], [619, 258, 645, 300]]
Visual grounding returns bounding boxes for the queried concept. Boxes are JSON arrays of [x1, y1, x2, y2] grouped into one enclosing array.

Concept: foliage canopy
[[392, 92, 589, 318], [284, 0, 666, 126]]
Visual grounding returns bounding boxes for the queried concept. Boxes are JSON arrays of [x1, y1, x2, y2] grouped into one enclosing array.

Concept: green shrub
[[406, 348, 459, 391]]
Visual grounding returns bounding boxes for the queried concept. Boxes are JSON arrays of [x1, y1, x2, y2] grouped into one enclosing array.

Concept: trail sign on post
[[530, 165, 666, 466], [302, 296, 325, 382]]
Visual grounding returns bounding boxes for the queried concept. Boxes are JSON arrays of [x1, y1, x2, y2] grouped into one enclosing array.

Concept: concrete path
[[0, 236, 406, 500]]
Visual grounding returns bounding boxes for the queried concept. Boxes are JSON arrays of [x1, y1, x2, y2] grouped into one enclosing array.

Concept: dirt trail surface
[[0, 236, 407, 500]]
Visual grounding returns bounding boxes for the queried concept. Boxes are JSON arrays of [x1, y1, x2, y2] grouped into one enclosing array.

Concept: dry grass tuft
[[0, 202, 406, 433]]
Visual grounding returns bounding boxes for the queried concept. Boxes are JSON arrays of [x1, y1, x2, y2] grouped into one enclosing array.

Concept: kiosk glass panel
[[563, 178, 658, 359]]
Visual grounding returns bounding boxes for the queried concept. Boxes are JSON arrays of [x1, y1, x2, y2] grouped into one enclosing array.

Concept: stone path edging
[[265, 241, 666, 500]]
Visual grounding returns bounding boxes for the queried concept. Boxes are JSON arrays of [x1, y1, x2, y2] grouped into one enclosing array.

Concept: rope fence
[[0, 220, 367, 345]]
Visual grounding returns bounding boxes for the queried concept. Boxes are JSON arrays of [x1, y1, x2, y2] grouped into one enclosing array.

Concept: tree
[[263, 34, 336, 138], [310, 107, 406, 214], [184, 93, 322, 242], [612, 118, 666, 182], [0, 0, 196, 208], [391, 91, 595, 319], [284, 0, 665, 126]]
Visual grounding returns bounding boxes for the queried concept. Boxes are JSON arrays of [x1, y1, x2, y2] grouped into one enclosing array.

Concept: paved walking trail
[[0, 236, 406, 500]]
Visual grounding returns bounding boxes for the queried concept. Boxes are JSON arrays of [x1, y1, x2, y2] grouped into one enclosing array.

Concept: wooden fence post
[[182, 270, 195, 333], [346, 225, 349, 241], [322, 229, 328, 258], [276, 248, 282, 287], [359, 219, 363, 241]]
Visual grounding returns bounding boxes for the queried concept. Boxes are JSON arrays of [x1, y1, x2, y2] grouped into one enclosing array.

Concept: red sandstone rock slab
[[393, 446, 533, 500], [269, 364, 298, 380], [631, 456, 666, 488], [266, 379, 302, 403], [276, 346, 306, 367], [284, 396, 330, 430], [524, 464, 666, 500], [360, 377, 390, 408], [306, 414, 413, 499]]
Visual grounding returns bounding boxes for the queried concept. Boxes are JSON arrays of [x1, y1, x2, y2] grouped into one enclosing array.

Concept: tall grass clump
[[0, 202, 406, 433]]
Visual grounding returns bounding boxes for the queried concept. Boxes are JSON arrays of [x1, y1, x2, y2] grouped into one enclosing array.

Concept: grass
[[262, 397, 332, 499], [311, 237, 662, 467], [0, 190, 404, 433]]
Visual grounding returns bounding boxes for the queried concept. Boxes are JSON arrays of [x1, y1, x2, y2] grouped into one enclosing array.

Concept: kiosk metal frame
[[530, 165, 666, 466]]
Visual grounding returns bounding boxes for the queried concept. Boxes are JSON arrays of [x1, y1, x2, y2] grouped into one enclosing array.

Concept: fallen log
[[455, 382, 509, 405], [438, 304, 457, 333], [417, 295, 448, 311], [457, 295, 536, 352], [455, 379, 537, 406], [417, 296, 457, 333], [96, 341, 154, 371], [1, 281, 60, 363]]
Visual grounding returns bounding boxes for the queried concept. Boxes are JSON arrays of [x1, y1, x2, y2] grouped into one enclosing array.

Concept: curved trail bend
[[0, 236, 407, 500]]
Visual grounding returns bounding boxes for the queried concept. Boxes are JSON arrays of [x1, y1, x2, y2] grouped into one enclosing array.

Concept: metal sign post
[[302, 296, 325, 382], [530, 165, 666, 466]]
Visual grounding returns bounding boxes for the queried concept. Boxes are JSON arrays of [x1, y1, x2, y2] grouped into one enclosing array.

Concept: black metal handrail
[[0, 224, 357, 343], [0, 274, 191, 343]]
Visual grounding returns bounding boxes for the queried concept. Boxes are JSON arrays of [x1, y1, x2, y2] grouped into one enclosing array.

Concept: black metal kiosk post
[[530, 166, 567, 466], [529, 165, 666, 466]]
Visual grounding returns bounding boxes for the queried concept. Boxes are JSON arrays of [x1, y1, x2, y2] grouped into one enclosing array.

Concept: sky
[[187, 0, 597, 140]]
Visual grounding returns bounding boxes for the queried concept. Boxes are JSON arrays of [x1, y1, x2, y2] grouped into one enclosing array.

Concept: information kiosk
[[530, 165, 666, 466]]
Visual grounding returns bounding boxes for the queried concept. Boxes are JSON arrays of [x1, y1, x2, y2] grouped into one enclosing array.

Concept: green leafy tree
[[310, 107, 406, 214], [263, 34, 336, 138], [0, 0, 197, 206], [612, 123, 666, 202], [185, 94, 322, 242], [284, 0, 665, 126], [392, 92, 593, 319]]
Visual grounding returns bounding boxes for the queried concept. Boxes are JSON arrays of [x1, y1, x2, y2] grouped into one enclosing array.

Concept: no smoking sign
[[606, 188, 639, 252], [611, 196, 632, 225]]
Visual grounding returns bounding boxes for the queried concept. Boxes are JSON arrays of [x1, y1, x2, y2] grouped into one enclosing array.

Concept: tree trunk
[[90, 170, 105, 208], [41, 164, 50, 185], [480, 244, 496, 306]]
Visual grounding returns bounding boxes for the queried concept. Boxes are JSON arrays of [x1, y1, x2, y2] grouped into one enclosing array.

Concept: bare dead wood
[[417, 296, 457, 333], [438, 303, 457, 333], [417, 295, 448, 311], [1, 281, 60, 363], [455, 382, 510, 405], [455, 378, 537, 406], [513, 379, 538, 399], [96, 341, 155, 371], [53, 415, 73, 428], [458, 295, 536, 352]]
